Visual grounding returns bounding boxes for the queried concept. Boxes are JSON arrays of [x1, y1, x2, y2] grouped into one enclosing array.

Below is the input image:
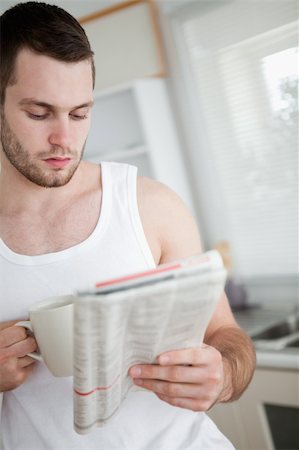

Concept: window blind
[[174, 0, 298, 277]]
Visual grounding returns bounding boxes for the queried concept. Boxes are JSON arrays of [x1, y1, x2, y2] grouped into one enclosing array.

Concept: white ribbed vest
[[0, 162, 233, 450]]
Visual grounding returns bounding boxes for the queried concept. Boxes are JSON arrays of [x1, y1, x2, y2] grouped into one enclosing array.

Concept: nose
[[48, 118, 72, 149]]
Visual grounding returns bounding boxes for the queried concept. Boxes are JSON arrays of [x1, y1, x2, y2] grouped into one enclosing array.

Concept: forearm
[[205, 325, 256, 403]]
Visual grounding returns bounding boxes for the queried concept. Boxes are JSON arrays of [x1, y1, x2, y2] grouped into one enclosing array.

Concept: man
[[0, 2, 255, 449]]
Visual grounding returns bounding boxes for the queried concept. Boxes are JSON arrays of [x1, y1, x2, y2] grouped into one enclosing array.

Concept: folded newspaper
[[73, 250, 226, 434]]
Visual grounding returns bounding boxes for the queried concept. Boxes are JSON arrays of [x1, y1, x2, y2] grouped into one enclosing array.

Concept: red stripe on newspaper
[[95, 263, 182, 288], [74, 374, 120, 396]]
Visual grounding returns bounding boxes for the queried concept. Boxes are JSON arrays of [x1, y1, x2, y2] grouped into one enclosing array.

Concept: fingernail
[[130, 367, 142, 377], [134, 378, 143, 386]]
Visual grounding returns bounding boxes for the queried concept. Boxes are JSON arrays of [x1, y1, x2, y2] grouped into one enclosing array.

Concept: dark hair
[[0, 1, 95, 105]]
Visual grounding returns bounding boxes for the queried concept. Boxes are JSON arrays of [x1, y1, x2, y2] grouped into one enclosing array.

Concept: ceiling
[[0, 1, 187, 22], [0, 1, 125, 20]]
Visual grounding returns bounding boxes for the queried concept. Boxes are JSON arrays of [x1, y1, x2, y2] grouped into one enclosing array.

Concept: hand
[[0, 321, 38, 392], [129, 345, 227, 411]]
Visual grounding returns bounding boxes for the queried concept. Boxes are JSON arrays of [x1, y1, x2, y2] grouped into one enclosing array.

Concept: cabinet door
[[208, 402, 249, 449], [85, 88, 145, 158], [208, 367, 299, 450], [84, 79, 194, 209], [82, 2, 164, 91], [239, 368, 299, 450], [84, 85, 153, 177]]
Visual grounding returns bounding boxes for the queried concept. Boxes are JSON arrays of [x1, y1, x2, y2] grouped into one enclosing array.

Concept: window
[[164, 1, 298, 282]]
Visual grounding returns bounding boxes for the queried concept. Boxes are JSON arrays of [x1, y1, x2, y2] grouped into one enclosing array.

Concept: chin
[[26, 164, 78, 188]]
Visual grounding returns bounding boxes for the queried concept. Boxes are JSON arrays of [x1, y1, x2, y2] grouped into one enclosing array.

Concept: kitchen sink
[[286, 338, 299, 348], [252, 314, 299, 340], [251, 314, 299, 351]]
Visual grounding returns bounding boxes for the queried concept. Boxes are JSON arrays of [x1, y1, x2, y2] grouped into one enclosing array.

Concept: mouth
[[43, 157, 72, 168]]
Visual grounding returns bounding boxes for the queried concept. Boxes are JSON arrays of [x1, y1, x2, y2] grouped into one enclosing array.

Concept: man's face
[[0, 48, 94, 187]]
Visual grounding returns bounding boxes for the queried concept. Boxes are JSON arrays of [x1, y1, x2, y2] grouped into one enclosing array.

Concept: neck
[[0, 154, 85, 215]]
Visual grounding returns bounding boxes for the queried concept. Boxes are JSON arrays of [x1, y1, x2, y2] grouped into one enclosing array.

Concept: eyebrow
[[18, 98, 94, 110]]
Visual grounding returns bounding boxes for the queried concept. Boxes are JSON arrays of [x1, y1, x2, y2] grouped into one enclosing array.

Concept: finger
[[5, 336, 37, 358], [133, 378, 205, 399], [0, 325, 28, 348], [129, 364, 203, 384], [156, 393, 212, 412], [0, 320, 24, 332], [157, 345, 215, 366], [18, 355, 37, 368]]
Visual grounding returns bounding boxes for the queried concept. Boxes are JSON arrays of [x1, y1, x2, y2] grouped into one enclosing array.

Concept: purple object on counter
[[225, 278, 248, 311]]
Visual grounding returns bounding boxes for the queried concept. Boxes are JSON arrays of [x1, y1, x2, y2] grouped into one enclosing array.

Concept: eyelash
[[27, 113, 88, 121]]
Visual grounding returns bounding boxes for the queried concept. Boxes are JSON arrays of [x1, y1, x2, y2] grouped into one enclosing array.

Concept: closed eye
[[27, 112, 49, 120], [70, 114, 88, 121]]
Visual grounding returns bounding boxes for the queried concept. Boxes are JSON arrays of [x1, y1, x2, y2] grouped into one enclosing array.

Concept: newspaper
[[73, 250, 226, 434]]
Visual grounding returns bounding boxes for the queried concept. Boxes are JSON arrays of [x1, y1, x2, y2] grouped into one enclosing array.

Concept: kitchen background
[[0, 1, 298, 449]]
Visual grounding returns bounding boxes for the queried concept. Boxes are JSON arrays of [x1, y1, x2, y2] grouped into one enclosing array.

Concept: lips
[[44, 157, 71, 168]]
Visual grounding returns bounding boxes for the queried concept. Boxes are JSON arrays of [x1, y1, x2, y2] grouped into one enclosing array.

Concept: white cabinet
[[208, 367, 299, 450], [84, 78, 194, 209]]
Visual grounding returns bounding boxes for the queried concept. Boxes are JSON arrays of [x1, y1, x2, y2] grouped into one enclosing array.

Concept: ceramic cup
[[15, 295, 74, 377]]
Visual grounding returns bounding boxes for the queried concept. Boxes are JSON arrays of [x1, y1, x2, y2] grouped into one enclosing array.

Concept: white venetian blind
[[174, 0, 298, 278]]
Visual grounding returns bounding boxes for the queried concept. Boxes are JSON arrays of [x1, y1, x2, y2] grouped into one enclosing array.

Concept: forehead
[[7, 48, 93, 108]]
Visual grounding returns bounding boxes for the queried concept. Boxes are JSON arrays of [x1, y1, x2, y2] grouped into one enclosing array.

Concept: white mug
[[15, 295, 74, 377]]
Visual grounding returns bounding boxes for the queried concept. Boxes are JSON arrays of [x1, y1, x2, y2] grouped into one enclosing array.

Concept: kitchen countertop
[[233, 301, 299, 370]]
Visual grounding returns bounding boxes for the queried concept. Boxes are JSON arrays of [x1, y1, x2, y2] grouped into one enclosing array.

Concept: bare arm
[[130, 178, 256, 409], [203, 286, 256, 403], [205, 322, 256, 402]]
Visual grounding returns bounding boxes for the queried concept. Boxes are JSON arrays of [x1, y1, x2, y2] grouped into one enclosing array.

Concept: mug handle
[[14, 321, 44, 362]]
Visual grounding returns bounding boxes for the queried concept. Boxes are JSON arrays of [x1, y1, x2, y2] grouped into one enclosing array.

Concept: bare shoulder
[[81, 160, 100, 178], [137, 176, 202, 264]]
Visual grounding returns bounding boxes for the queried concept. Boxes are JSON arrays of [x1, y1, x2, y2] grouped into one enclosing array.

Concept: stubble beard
[[0, 113, 85, 188]]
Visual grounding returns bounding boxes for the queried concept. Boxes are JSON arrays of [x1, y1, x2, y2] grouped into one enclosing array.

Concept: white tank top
[[0, 162, 233, 450]]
